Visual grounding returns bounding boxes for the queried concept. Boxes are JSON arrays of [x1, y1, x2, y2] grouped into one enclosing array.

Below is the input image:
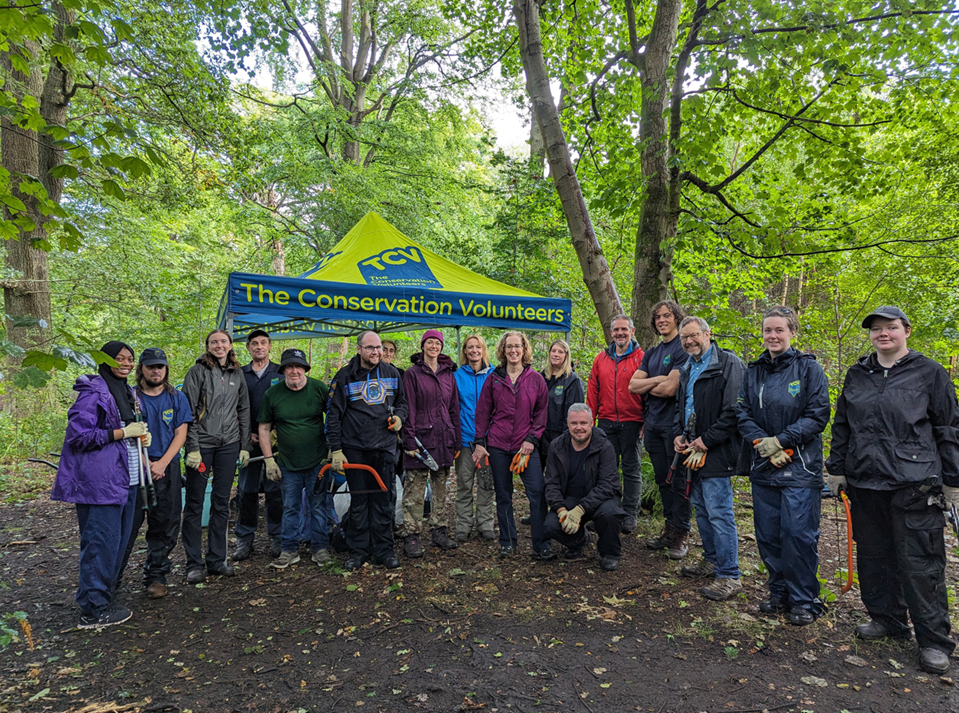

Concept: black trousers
[[644, 423, 691, 531], [597, 419, 642, 517], [543, 496, 624, 557], [849, 483, 955, 653], [234, 449, 282, 547], [343, 447, 395, 562], [182, 442, 240, 572], [119, 459, 182, 585]]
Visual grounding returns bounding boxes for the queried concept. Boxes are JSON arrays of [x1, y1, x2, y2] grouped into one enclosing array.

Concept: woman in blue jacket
[[453, 334, 494, 542], [736, 307, 830, 626]]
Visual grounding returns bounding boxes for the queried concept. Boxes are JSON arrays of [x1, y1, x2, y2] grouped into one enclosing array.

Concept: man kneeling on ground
[[543, 403, 625, 571]]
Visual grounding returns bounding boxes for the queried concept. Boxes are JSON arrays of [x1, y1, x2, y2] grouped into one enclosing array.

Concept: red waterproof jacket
[[586, 340, 645, 423]]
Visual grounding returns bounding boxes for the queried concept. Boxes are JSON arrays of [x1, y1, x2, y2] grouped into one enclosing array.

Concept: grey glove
[[942, 485, 959, 509], [264, 457, 281, 482], [121, 422, 148, 439], [825, 474, 847, 496], [753, 436, 782, 458]]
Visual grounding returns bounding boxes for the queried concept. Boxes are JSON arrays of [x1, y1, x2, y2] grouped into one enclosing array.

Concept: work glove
[[238, 450, 250, 468], [560, 505, 585, 535], [769, 449, 792, 468], [186, 450, 202, 470], [825, 474, 847, 496], [264, 457, 281, 482], [683, 448, 706, 470], [455, 450, 460, 460], [140, 432, 153, 448], [387, 415, 402, 432], [943, 486, 959, 509], [510, 452, 530, 475], [270, 430, 278, 448], [753, 437, 782, 458], [121, 422, 149, 439], [405, 450, 417, 458], [331, 449, 348, 473]]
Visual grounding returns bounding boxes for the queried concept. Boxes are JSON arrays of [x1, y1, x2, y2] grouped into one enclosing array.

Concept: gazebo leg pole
[[456, 327, 461, 360]]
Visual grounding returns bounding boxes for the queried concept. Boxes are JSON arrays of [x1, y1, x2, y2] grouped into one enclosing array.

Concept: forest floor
[[1, 471, 959, 713]]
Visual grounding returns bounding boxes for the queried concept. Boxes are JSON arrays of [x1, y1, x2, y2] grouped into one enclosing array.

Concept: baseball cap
[[861, 306, 911, 328], [138, 348, 168, 366], [279, 348, 310, 372], [246, 329, 270, 343]]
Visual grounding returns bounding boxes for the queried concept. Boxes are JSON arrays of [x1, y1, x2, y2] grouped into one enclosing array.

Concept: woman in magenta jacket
[[472, 332, 552, 559]]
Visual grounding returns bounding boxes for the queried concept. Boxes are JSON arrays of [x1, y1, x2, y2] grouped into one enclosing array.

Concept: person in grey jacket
[[181, 329, 251, 584], [826, 306, 959, 675]]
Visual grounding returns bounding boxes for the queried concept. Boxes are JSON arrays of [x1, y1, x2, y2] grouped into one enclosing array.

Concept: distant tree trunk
[[513, 0, 623, 336], [529, 105, 546, 170]]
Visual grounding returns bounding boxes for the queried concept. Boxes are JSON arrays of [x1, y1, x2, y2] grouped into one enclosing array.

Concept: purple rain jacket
[[474, 365, 548, 453], [401, 353, 462, 470], [51, 375, 134, 506]]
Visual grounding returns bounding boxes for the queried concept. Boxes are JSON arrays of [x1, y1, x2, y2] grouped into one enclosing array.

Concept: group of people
[[51, 303, 959, 676]]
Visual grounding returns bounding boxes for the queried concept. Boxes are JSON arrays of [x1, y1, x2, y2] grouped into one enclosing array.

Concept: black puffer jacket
[[737, 348, 830, 488], [540, 369, 585, 445], [673, 342, 746, 479], [826, 350, 959, 489], [544, 428, 624, 516]]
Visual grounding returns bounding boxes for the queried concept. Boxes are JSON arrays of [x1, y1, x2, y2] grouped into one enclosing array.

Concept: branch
[[623, 0, 645, 68], [729, 88, 892, 128]]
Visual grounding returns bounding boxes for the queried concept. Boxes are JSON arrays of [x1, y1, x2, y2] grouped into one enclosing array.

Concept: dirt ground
[[2, 476, 959, 713]]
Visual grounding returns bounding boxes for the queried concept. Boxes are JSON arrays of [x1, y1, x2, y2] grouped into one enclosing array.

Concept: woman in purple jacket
[[399, 329, 462, 558], [52, 341, 152, 629], [472, 332, 552, 559]]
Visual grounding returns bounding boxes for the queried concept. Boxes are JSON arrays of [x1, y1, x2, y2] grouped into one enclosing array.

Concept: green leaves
[[10, 367, 52, 389]]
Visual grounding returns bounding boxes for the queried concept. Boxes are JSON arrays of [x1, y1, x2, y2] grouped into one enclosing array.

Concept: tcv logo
[[358, 246, 442, 288]]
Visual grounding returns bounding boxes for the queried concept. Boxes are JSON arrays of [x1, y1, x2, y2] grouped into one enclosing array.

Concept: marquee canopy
[[218, 212, 573, 340]]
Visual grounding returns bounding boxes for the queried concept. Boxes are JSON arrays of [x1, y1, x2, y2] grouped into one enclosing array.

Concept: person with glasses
[[673, 317, 746, 602], [472, 331, 552, 559], [736, 307, 830, 626], [586, 315, 646, 534], [826, 306, 959, 674], [326, 331, 408, 570]]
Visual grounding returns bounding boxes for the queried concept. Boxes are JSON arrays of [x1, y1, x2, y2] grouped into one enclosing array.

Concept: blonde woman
[[539, 339, 585, 464]]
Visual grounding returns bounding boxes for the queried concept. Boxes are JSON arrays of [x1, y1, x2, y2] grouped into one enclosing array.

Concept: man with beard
[[327, 331, 408, 570], [119, 348, 192, 599], [542, 403, 625, 570]]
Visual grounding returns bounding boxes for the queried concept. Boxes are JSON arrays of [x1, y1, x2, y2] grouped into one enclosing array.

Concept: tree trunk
[[513, 0, 623, 336], [629, 0, 682, 347]]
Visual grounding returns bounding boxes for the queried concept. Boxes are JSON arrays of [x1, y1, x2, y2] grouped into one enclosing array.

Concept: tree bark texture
[[513, 0, 623, 336]]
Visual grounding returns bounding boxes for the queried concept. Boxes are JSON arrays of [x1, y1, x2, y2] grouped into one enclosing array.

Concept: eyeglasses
[[504, 345, 523, 352], [359, 345, 383, 352], [680, 332, 703, 342]]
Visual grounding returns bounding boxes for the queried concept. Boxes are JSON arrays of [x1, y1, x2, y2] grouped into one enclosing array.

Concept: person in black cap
[[118, 348, 193, 599], [826, 305, 959, 674], [233, 329, 284, 561], [257, 348, 332, 569]]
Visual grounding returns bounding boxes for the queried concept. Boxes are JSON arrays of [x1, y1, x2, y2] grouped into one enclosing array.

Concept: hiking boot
[[681, 558, 715, 578], [344, 555, 365, 571], [404, 534, 425, 558], [269, 538, 282, 559], [78, 604, 133, 630], [645, 525, 673, 550], [920, 647, 950, 675], [520, 516, 531, 526], [621, 515, 637, 534], [855, 619, 914, 641], [233, 541, 253, 561], [701, 577, 743, 601], [667, 529, 689, 560], [564, 546, 586, 560], [146, 582, 168, 599], [209, 564, 235, 577], [600, 556, 620, 571], [759, 597, 789, 614], [499, 545, 515, 558], [454, 531, 469, 543], [311, 549, 332, 566], [270, 551, 301, 570], [431, 527, 458, 550], [535, 545, 558, 561], [788, 607, 816, 626], [382, 555, 401, 569], [480, 529, 495, 541], [186, 569, 206, 584]]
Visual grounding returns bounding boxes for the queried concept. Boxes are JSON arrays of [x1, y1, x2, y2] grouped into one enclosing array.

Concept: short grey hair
[[567, 403, 593, 419], [679, 316, 710, 333], [609, 314, 633, 329]]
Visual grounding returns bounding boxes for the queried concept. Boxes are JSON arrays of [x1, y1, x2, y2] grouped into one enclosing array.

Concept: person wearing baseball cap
[[118, 348, 193, 599], [233, 330, 284, 562], [257, 349, 332, 570], [827, 305, 959, 674]]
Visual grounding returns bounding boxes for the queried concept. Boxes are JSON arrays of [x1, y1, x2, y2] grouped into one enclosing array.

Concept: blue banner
[[224, 272, 572, 333]]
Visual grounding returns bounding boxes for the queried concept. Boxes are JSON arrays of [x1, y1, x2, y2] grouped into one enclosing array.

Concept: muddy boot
[[404, 534, 424, 558], [645, 524, 674, 550], [667, 528, 689, 560], [431, 526, 458, 550]]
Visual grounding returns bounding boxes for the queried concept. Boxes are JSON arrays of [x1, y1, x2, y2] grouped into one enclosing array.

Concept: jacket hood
[[749, 347, 819, 371], [492, 364, 534, 380], [856, 348, 924, 370], [606, 338, 641, 359], [410, 352, 456, 371], [461, 363, 491, 376], [74, 373, 108, 395]]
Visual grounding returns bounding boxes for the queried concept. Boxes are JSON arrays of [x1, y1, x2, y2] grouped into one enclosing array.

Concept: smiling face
[[567, 409, 593, 446], [504, 336, 524, 366], [111, 348, 135, 380], [762, 316, 795, 358], [680, 323, 710, 358], [610, 318, 635, 351], [357, 333, 382, 369], [283, 363, 307, 389], [464, 337, 483, 366], [654, 306, 678, 339], [869, 317, 910, 359], [422, 337, 442, 360], [207, 331, 232, 363], [381, 342, 396, 364], [246, 335, 271, 363], [549, 343, 567, 369]]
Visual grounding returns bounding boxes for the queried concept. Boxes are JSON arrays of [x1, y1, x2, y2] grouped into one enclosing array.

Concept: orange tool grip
[[319, 462, 387, 492], [840, 490, 854, 595]]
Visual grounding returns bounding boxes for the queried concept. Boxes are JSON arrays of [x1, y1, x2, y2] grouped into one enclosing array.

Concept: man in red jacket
[[586, 314, 645, 533]]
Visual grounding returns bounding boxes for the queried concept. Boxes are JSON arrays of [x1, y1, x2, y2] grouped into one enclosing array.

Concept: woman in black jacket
[[539, 340, 585, 465], [737, 307, 830, 626]]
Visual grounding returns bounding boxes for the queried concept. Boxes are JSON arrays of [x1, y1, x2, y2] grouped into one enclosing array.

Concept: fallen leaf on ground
[[800, 676, 828, 687], [845, 655, 869, 667]]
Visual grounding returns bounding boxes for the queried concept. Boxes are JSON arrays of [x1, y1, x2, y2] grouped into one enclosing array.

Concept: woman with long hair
[[181, 329, 251, 584], [736, 307, 830, 626], [473, 332, 551, 559], [52, 341, 151, 628], [453, 334, 495, 542], [539, 339, 584, 464]]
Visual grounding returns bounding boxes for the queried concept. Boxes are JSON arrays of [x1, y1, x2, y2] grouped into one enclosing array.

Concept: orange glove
[[510, 452, 530, 475]]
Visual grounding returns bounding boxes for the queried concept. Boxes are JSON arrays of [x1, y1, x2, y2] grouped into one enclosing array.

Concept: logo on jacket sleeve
[[788, 380, 801, 397]]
